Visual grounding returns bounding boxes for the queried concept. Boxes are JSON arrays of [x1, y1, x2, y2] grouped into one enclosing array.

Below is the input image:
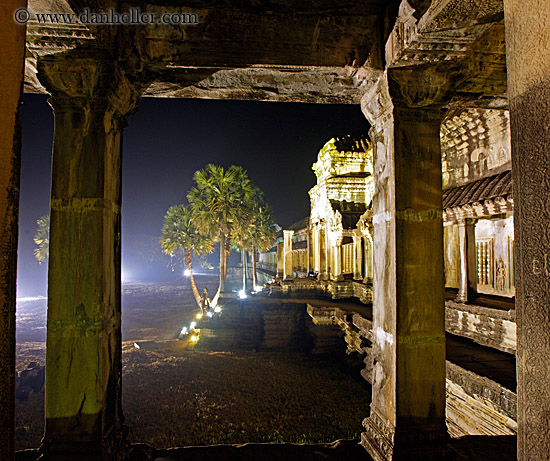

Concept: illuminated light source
[[190, 321, 197, 330], [180, 326, 188, 335], [196, 313, 203, 319], [239, 290, 247, 299], [254, 285, 263, 292], [190, 335, 199, 343], [184, 269, 191, 277], [214, 305, 221, 313], [206, 311, 213, 318]]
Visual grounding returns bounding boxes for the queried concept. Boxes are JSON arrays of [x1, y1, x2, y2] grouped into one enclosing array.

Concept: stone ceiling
[[23, 0, 507, 105]]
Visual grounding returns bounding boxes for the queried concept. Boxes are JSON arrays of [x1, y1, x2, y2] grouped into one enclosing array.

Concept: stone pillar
[[360, 69, 449, 459], [456, 220, 468, 303], [503, 1, 550, 458], [332, 238, 344, 281], [283, 230, 294, 280], [364, 235, 373, 284], [0, 3, 26, 458], [353, 233, 363, 280], [38, 51, 140, 459], [318, 226, 328, 280], [456, 219, 476, 303], [276, 241, 284, 278]]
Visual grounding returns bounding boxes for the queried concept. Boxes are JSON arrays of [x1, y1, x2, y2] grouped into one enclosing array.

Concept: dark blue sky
[[18, 94, 369, 296]]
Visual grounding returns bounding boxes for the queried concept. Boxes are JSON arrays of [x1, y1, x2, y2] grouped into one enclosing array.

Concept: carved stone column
[[283, 230, 294, 280], [318, 226, 329, 281], [456, 220, 468, 303], [276, 241, 284, 278], [360, 69, 450, 460], [456, 218, 476, 303], [0, 2, 26, 458], [353, 233, 363, 280], [37, 50, 140, 459], [332, 238, 343, 281], [504, 1, 550, 458]]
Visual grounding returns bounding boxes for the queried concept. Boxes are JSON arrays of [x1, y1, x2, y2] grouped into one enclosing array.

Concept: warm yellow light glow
[[190, 335, 199, 343], [196, 313, 203, 319]]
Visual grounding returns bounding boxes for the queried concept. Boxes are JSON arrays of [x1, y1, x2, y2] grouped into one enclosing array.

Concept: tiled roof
[[443, 171, 512, 209]]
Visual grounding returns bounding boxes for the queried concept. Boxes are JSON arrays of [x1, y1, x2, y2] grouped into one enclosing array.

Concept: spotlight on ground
[[239, 290, 247, 299]]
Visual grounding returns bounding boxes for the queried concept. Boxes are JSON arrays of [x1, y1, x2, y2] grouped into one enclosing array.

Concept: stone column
[[364, 235, 373, 284], [38, 51, 140, 459], [283, 230, 294, 280], [0, 3, 26, 458], [360, 69, 449, 459], [456, 220, 468, 303], [332, 238, 344, 281], [504, 1, 550, 458], [456, 219, 476, 303], [276, 241, 284, 278], [353, 234, 363, 280]]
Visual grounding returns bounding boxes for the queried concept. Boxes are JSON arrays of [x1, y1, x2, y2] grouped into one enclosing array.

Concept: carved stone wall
[[441, 109, 511, 189], [444, 223, 460, 289]]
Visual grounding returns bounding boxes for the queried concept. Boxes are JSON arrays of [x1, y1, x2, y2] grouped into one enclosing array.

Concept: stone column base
[[361, 410, 451, 461]]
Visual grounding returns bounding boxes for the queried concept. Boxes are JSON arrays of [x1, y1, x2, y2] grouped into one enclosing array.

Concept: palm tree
[[188, 164, 256, 299], [250, 201, 277, 289], [33, 214, 50, 263], [160, 204, 214, 309]]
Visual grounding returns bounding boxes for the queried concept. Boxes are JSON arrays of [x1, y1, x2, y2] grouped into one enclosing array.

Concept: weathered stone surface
[[0, 1, 26, 458], [360, 69, 450, 459], [445, 300, 516, 354], [503, 0, 550, 458], [37, 50, 140, 459]]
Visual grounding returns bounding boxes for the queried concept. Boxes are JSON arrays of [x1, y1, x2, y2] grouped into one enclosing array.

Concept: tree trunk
[[242, 248, 247, 292], [252, 244, 257, 289], [219, 233, 225, 293], [187, 249, 202, 309]]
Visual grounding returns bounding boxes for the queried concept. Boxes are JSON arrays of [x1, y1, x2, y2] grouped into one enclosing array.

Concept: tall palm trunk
[[219, 233, 226, 293], [186, 249, 201, 309], [242, 248, 247, 291], [252, 244, 257, 289]]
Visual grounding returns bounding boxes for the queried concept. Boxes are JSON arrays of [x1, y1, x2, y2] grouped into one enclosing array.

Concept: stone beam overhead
[[24, 0, 387, 101], [142, 65, 373, 104], [143, 2, 382, 68]]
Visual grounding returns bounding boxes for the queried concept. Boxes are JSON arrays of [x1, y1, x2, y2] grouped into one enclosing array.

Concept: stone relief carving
[[496, 258, 506, 292]]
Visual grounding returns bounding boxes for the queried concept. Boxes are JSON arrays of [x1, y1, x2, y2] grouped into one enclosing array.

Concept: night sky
[[18, 94, 370, 297]]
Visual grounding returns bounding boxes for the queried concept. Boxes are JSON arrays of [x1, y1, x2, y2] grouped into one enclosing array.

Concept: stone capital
[[38, 49, 141, 129]]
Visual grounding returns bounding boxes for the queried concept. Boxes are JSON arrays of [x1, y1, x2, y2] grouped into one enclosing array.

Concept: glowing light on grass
[[239, 290, 247, 299], [214, 306, 221, 313], [184, 269, 191, 276], [190, 335, 199, 343], [196, 313, 203, 319]]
